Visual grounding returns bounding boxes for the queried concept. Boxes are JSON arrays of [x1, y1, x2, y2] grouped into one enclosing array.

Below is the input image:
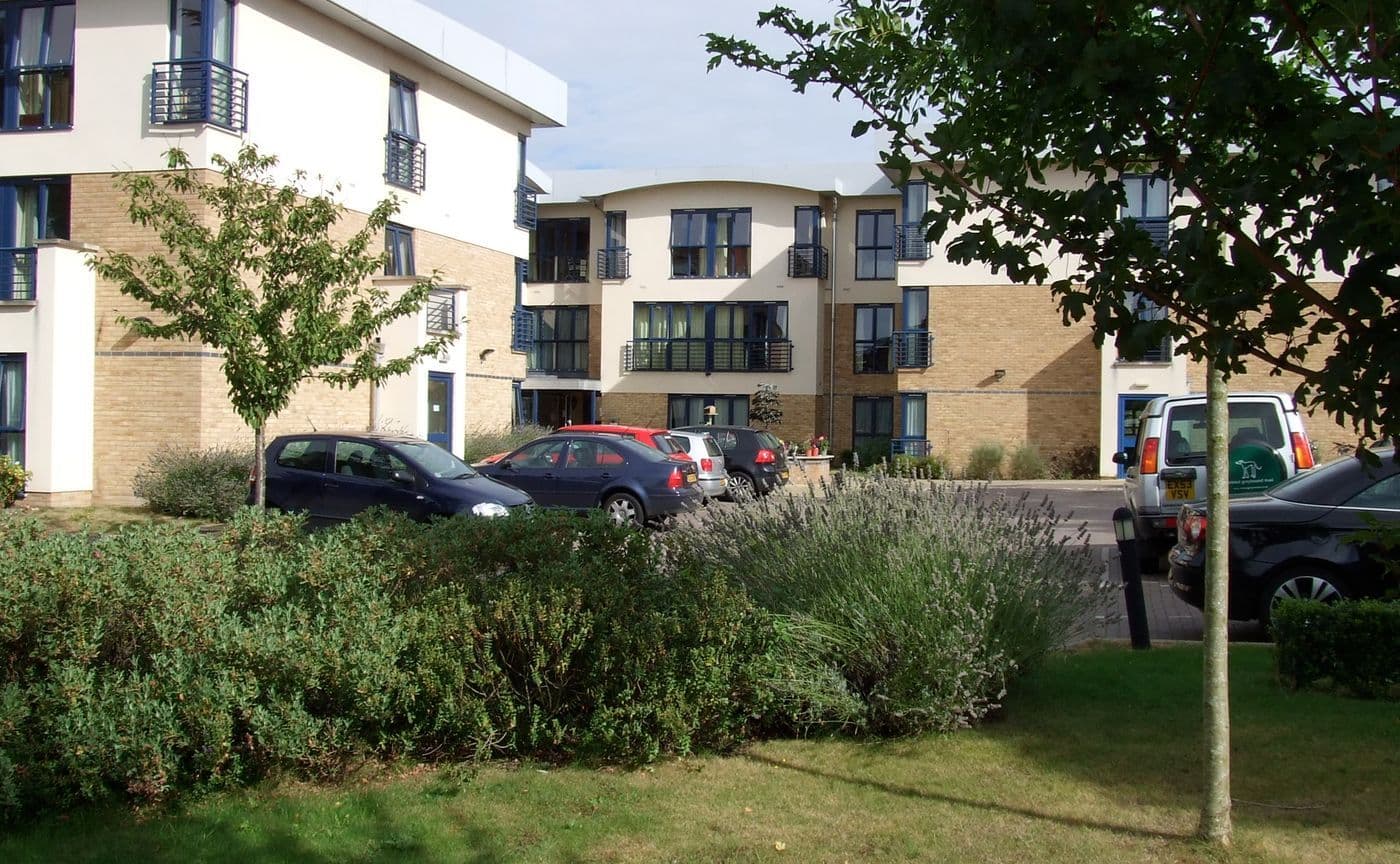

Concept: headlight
[[471, 502, 510, 518]]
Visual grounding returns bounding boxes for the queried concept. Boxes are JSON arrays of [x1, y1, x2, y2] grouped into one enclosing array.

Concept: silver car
[[667, 430, 730, 500]]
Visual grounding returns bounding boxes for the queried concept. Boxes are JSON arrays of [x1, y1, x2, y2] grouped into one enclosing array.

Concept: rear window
[[756, 431, 783, 451], [703, 437, 722, 457], [652, 435, 681, 454], [275, 438, 329, 472], [1163, 402, 1285, 465]]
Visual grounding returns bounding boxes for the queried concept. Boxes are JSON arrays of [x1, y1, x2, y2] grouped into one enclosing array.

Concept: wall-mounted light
[[479, 347, 496, 361], [993, 368, 1007, 382]]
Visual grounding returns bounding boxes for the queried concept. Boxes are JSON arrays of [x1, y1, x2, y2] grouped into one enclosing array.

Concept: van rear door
[[1159, 396, 1292, 504]]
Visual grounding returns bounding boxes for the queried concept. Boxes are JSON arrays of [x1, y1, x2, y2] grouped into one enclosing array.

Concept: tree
[[751, 382, 785, 427], [709, 1, 1396, 846], [92, 146, 451, 506]]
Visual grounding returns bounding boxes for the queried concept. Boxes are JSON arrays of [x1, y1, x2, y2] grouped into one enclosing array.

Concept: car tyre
[[1258, 566, 1348, 632], [728, 472, 756, 502], [604, 492, 644, 527]]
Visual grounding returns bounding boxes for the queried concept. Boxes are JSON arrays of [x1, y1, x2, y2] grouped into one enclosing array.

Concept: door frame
[[427, 371, 453, 449], [1117, 393, 1164, 477]]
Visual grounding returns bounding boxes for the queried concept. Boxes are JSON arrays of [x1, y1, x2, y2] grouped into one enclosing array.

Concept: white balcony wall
[[373, 279, 467, 456]]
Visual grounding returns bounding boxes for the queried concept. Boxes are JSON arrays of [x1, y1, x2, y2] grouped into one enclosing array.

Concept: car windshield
[[391, 441, 477, 479]]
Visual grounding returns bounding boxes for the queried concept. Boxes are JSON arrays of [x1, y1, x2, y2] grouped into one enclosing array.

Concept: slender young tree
[[92, 146, 452, 506], [709, 1, 1396, 845], [751, 382, 785, 428]]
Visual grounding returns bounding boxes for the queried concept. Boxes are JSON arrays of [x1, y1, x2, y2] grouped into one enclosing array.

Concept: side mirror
[[1111, 451, 1128, 465], [390, 469, 416, 487], [498, 460, 513, 470]]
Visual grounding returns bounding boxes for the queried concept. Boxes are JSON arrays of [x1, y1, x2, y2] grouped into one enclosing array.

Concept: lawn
[[2, 644, 1395, 863], [3, 504, 200, 534]]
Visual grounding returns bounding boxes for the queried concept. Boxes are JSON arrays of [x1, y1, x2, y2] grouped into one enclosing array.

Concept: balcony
[[528, 255, 588, 283], [891, 438, 933, 458], [385, 132, 426, 193], [1, 248, 37, 302], [893, 330, 934, 368], [1126, 216, 1170, 251], [894, 223, 930, 261], [624, 338, 793, 373], [515, 185, 538, 230], [510, 307, 535, 353], [425, 290, 455, 334], [787, 244, 829, 278], [150, 60, 248, 132], [596, 247, 630, 280]]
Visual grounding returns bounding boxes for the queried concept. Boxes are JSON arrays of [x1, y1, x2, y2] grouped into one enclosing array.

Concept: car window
[[1163, 402, 1285, 466], [566, 439, 626, 468], [512, 439, 566, 468], [703, 436, 723, 457], [714, 430, 739, 451], [756, 431, 783, 451], [275, 438, 329, 472], [1344, 475, 1400, 511], [391, 441, 475, 479], [651, 434, 681, 454], [334, 441, 409, 482]]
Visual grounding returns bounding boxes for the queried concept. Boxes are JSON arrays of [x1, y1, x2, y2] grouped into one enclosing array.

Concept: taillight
[[755, 448, 776, 465], [1139, 437, 1160, 475], [1180, 511, 1208, 546], [1292, 431, 1315, 470], [700, 458, 713, 472], [667, 467, 684, 489]]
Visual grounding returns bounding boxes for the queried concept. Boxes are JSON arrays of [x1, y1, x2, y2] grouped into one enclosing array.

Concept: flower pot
[[807, 446, 819, 457]]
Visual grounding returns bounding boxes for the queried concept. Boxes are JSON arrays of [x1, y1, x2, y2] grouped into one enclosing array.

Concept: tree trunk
[[1199, 358, 1232, 845], [253, 423, 267, 509]]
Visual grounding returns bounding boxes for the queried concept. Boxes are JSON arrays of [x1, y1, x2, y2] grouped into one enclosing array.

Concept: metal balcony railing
[[527, 343, 590, 378], [385, 132, 426, 192], [515, 185, 538, 230], [1, 248, 37, 302], [893, 330, 934, 368], [891, 437, 933, 458], [894, 223, 930, 260], [528, 255, 588, 283], [1119, 335, 1173, 363], [1127, 216, 1170, 251], [510, 307, 535, 353], [425, 290, 455, 334], [624, 338, 793, 373], [596, 247, 630, 280], [150, 60, 248, 132], [787, 244, 829, 278]]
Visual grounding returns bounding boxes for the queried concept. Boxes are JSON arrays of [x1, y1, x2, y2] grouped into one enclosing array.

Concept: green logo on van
[[1228, 443, 1286, 495]]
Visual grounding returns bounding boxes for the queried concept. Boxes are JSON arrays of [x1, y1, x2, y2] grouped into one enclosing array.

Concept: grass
[[2, 645, 1396, 863], [3, 504, 203, 534]]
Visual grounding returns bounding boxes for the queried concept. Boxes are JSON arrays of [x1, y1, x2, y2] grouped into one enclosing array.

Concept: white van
[[1113, 392, 1315, 571]]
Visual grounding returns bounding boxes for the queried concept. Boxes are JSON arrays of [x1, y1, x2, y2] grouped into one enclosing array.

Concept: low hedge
[[1273, 599, 1400, 699]]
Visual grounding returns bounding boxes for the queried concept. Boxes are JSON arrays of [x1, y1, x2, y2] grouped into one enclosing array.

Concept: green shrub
[[462, 424, 553, 464], [676, 475, 1106, 736], [851, 437, 891, 471], [1273, 599, 1400, 699], [132, 445, 253, 520], [891, 453, 948, 478], [1048, 445, 1100, 479], [0, 456, 29, 507], [964, 442, 1005, 480], [1008, 444, 1049, 480]]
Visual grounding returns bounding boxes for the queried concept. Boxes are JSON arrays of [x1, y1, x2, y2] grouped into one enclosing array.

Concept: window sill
[[668, 274, 751, 280], [0, 299, 38, 308], [1, 124, 74, 133]]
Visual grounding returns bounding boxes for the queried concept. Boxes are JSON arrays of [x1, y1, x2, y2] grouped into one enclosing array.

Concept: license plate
[[1165, 478, 1195, 501], [685, 473, 698, 485]]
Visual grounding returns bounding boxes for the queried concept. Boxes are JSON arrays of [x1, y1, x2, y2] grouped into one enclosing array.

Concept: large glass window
[[901, 181, 927, 224], [529, 217, 590, 282], [633, 302, 789, 373], [1, 176, 69, 300], [855, 210, 895, 279], [0, 355, 23, 465], [2, 1, 75, 131], [671, 209, 751, 278], [853, 397, 893, 451], [529, 306, 589, 376], [385, 74, 423, 192], [384, 223, 414, 276], [854, 304, 894, 373], [668, 394, 749, 428], [899, 393, 927, 440], [171, 0, 233, 63], [795, 205, 820, 246], [161, 0, 241, 130]]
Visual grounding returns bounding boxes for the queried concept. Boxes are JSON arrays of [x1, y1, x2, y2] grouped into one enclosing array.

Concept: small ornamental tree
[[751, 382, 784, 427], [92, 146, 452, 506]]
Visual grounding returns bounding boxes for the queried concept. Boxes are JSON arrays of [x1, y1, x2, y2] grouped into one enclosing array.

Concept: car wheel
[[728, 472, 756, 501], [604, 493, 644, 527], [1259, 567, 1348, 630]]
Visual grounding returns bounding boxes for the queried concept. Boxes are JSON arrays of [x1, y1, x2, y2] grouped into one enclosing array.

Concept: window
[[385, 74, 424, 192], [633, 302, 790, 373], [668, 395, 749, 428], [1121, 173, 1169, 249], [901, 287, 929, 331], [853, 397, 893, 451], [899, 393, 927, 440], [789, 205, 826, 278], [158, 0, 243, 130], [854, 304, 894, 373], [275, 438, 329, 473], [795, 205, 821, 247], [599, 210, 628, 279], [1345, 475, 1400, 511], [512, 438, 566, 468], [0, 355, 23, 465], [528, 306, 589, 376], [514, 136, 536, 229], [1, 176, 69, 300], [1, 1, 75, 131], [901, 181, 928, 224], [530, 217, 589, 282], [855, 210, 895, 279], [425, 289, 455, 334], [1162, 402, 1285, 466], [384, 223, 414, 276], [671, 209, 751, 278], [565, 439, 626, 469], [334, 440, 409, 482]]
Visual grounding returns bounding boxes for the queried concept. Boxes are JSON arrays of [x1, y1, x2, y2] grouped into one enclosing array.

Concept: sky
[[420, 0, 881, 172]]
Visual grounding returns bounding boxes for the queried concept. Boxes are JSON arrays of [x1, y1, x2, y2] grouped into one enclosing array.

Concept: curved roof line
[[540, 163, 898, 204]]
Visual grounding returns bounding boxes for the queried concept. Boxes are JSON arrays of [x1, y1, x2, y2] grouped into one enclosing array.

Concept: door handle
[[544, 472, 556, 479], [600, 473, 613, 479]]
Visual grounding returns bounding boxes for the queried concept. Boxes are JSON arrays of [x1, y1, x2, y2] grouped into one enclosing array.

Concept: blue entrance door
[[1117, 393, 1164, 477], [427, 372, 452, 450]]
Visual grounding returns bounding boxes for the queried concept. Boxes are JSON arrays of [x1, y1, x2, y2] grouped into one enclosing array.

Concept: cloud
[[419, 0, 879, 170]]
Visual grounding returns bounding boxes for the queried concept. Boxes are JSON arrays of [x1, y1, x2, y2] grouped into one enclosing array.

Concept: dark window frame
[[853, 396, 894, 451], [529, 217, 590, 283], [670, 208, 751, 279], [385, 73, 424, 192], [633, 301, 789, 373], [528, 305, 590, 377], [855, 209, 895, 280], [0, 353, 24, 466], [384, 222, 414, 276], [668, 394, 750, 428], [1, 0, 76, 132], [854, 303, 894, 374]]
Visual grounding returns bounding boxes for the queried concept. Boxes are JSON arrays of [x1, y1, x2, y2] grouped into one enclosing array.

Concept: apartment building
[[526, 165, 1355, 475], [0, 0, 566, 504]]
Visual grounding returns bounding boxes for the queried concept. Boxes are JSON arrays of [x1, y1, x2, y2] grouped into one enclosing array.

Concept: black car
[[675, 425, 789, 498], [1167, 446, 1400, 627], [476, 432, 703, 526], [257, 432, 531, 522]]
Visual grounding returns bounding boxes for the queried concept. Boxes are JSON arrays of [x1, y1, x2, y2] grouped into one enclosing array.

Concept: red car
[[562, 425, 693, 462]]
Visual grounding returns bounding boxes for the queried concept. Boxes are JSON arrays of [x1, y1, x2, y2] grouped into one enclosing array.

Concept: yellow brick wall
[[588, 304, 603, 380], [598, 392, 666, 427]]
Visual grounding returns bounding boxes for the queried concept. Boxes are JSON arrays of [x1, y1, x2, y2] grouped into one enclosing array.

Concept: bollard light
[[1113, 509, 1135, 543]]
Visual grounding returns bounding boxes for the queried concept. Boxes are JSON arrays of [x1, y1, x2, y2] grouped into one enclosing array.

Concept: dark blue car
[[477, 432, 703, 526], [257, 431, 531, 523]]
